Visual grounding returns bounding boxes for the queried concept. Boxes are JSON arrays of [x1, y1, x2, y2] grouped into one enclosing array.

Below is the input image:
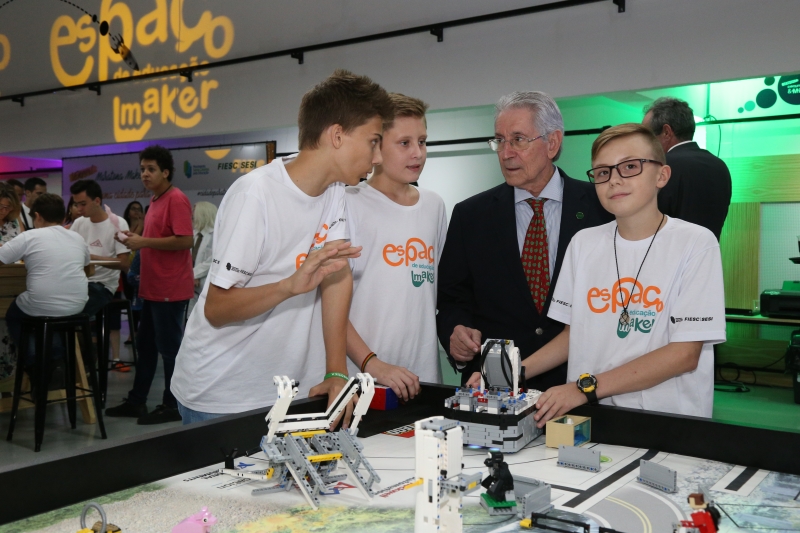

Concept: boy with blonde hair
[[473, 123, 725, 422], [344, 93, 447, 400]]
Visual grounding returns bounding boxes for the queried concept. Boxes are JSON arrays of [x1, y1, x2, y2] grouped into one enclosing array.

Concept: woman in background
[[187, 201, 217, 317], [0, 184, 24, 381], [123, 201, 144, 236], [63, 197, 80, 229], [120, 201, 145, 345]]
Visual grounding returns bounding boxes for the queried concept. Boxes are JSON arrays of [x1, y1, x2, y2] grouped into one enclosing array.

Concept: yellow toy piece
[[520, 518, 533, 529], [77, 529, 94, 533], [403, 478, 423, 490]]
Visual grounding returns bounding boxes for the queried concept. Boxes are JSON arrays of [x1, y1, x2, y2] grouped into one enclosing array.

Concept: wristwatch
[[576, 373, 598, 405]]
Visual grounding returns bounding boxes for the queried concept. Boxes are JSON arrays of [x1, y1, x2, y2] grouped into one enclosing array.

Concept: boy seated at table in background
[[1, 193, 90, 384]]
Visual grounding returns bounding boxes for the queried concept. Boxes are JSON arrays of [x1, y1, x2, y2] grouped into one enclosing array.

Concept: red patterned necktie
[[522, 198, 550, 313]]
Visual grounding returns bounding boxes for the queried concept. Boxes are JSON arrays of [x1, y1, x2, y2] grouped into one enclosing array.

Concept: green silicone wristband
[[324, 372, 349, 381]]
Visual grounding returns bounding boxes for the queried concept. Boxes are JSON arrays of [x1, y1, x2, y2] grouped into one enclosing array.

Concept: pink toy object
[[116, 231, 129, 243], [171, 507, 217, 533]]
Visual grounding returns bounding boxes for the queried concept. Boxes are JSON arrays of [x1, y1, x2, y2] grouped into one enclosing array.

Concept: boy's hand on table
[[533, 383, 587, 428], [309, 376, 355, 430], [285, 241, 361, 296], [366, 358, 420, 401], [465, 372, 481, 389]]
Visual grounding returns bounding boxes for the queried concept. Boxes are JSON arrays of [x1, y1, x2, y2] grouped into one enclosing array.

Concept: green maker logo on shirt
[[411, 268, 434, 287], [617, 317, 655, 339]]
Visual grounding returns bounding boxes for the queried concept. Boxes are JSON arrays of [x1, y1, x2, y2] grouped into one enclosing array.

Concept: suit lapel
[[495, 184, 537, 314]]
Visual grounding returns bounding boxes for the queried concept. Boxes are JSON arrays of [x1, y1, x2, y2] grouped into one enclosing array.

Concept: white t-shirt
[[338, 182, 447, 382], [547, 217, 725, 418], [0, 226, 90, 316], [171, 155, 349, 413], [71, 216, 130, 294]]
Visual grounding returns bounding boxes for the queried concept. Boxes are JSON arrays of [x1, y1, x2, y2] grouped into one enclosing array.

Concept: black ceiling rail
[[1, 0, 620, 105], [696, 112, 800, 126]]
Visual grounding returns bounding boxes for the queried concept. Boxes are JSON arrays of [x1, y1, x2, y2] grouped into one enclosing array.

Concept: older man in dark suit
[[437, 91, 612, 391], [643, 97, 732, 241]]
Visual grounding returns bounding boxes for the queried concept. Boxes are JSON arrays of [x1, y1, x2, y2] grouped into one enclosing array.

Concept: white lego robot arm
[[265, 376, 299, 443], [347, 373, 375, 435], [268, 375, 367, 434]]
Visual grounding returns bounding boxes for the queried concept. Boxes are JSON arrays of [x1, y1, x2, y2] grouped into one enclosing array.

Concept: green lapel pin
[[576, 212, 584, 220]]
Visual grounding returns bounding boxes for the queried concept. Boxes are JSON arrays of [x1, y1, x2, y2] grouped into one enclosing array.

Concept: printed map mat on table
[[3, 427, 799, 533]]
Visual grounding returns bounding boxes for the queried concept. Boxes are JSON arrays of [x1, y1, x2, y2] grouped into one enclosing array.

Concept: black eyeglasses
[[586, 159, 663, 184]]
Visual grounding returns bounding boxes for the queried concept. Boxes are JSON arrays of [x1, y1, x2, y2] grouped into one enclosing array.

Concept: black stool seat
[[97, 298, 139, 408], [6, 313, 107, 452]]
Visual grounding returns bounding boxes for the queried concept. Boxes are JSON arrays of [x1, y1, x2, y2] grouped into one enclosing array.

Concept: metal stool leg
[[96, 310, 109, 408], [64, 328, 77, 429], [6, 323, 31, 442], [34, 323, 51, 452], [80, 320, 107, 440]]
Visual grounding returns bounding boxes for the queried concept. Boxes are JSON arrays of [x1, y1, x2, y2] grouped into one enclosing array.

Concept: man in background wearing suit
[[437, 91, 612, 391], [643, 97, 732, 241]]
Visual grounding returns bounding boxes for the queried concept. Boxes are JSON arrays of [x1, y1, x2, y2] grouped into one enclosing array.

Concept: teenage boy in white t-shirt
[[344, 94, 447, 400], [3, 193, 90, 373], [70, 179, 131, 367], [469, 123, 725, 421], [171, 70, 393, 424]]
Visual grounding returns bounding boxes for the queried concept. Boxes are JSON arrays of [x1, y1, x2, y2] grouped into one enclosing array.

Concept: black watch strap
[[583, 388, 598, 405]]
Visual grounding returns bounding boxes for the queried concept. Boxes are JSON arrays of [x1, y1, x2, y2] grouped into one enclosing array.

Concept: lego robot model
[[443, 339, 543, 452], [675, 488, 721, 533], [411, 417, 483, 533], [480, 451, 553, 520], [219, 374, 380, 510], [109, 34, 140, 71]]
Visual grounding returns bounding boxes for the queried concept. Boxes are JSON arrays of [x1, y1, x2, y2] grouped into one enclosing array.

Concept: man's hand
[[285, 241, 361, 296], [449, 325, 482, 362], [194, 278, 201, 289], [366, 358, 420, 401], [465, 371, 481, 389], [533, 384, 587, 428], [309, 377, 356, 430], [116, 230, 146, 251]]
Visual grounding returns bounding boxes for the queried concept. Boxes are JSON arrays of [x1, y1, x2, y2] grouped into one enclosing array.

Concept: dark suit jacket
[[658, 142, 732, 241], [436, 169, 613, 391]]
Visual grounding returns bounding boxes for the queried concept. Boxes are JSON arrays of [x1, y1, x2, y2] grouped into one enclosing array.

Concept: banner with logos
[[62, 142, 274, 216]]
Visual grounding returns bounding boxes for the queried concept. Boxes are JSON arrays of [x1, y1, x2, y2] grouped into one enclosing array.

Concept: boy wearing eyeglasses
[[469, 123, 725, 423], [342, 94, 447, 401]]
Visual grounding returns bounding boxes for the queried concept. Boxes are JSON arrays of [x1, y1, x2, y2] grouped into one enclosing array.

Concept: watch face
[[578, 375, 597, 390]]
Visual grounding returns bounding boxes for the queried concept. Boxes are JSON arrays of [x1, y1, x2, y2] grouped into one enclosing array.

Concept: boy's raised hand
[[285, 241, 362, 296]]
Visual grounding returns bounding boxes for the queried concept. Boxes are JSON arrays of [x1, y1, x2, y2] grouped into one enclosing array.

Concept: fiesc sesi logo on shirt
[[586, 277, 663, 339], [383, 238, 435, 287]]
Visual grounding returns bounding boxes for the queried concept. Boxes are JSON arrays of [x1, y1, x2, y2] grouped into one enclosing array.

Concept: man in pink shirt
[[106, 145, 194, 425]]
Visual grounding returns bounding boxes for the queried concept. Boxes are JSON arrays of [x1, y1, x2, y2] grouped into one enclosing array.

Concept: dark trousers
[[6, 299, 66, 368], [82, 282, 113, 318], [127, 299, 187, 408]]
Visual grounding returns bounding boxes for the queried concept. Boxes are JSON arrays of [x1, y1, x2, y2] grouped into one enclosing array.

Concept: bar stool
[[6, 313, 107, 452], [96, 298, 139, 408]]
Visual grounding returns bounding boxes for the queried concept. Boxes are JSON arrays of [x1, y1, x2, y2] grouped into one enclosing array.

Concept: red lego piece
[[369, 385, 399, 411]]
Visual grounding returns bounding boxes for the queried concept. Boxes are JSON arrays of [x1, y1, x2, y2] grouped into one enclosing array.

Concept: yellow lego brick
[[307, 452, 343, 463], [404, 478, 424, 489], [290, 430, 327, 438]]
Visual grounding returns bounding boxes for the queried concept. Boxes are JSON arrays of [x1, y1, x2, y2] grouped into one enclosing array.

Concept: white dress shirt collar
[[514, 166, 563, 204]]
